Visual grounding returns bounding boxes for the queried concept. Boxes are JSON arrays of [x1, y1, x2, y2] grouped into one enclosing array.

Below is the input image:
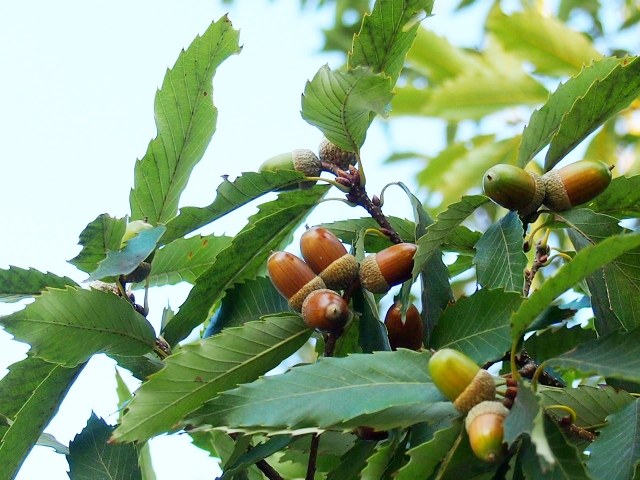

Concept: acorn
[[267, 251, 326, 312], [428, 348, 496, 415], [301, 289, 350, 332], [354, 426, 389, 441], [359, 243, 417, 294], [121, 261, 152, 284], [384, 302, 423, 351], [482, 164, 545, 216], [300, 227, 359, 290], [542, 159, 612, 211], [259, 149, 322, 189], [318, 137, 357, 170], [121, 219, 154, 248], [465, 401, 509, 462]]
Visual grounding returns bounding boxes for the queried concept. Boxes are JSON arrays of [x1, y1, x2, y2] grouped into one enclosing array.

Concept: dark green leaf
[[68, 413, 141, 480], [0, 267, 77, 303], [221, 436, 292, 479], [474, 211, 527, 293], [0, 357, 84, 480], [109, 353, 165, 381], [161, 185, 328, 346], [129, 17, 242, 225], [588, 174, 640, 219], [160, 170, 309, 245], [326, 440, 378, 480], [319, 216, 416, 252], [432, 288, 521, 365], [525, 324, 597, 365], [431, 427, 500, 479], [68, 214, 127, 275], [112, 315, 312, 443], [301, 65, 393, 152], [0, 287, 156, 367]]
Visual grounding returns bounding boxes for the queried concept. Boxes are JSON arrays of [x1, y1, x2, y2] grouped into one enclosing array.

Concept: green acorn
[[542, 159, 612, 211], [482, 164, 545, 216], [259, 149, 321, 189]]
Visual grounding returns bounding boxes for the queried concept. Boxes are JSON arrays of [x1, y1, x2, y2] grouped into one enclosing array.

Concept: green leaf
[[301, 65, 393, 152], [89, 226, 166, 281], [474, 211, 527, 293], [587, 399, 640, 480], [510, 232, 640, 339], [109, 353, 165, 381], [187, 350, 454, 435], [0, 267, 77, 303], [189, 430, 263, 480], [0, 287, 156, 367], [357, 436, 402, 480], [540, 385, 634, 430], [487, 5, 602, 77], [220, 436, 293, 479], [517, 57, 622, 168], [160, 170, 310, 245], [133, 233, 232, 288], [546, 328, 640, 383], [413, 195, 489, 277], [525, 324, 597, 365], [204, 276, 292, 337], [588, 175, 640, 219], [35, 433, 69, 455], [546, 56, 640, 170], [112, 315, 312, 443], [68, 214, 127, 275], [430, 427, 499, 479], [431, 289, 521, 365], [0, 357, 84, 480], [319, 216, 416, 252], [349, 0, 434, 85], [161, 185, 328, 346], [68, 413, 142, 480], [394, 420, 462, 480], [129, 16, 242, 225], [326, 440, 378, 480]]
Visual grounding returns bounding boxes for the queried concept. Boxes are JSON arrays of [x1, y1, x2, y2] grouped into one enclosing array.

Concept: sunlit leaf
[[129, 17, 242, 225], [68, 214, 127, 275], [0, 267, 77, 303]]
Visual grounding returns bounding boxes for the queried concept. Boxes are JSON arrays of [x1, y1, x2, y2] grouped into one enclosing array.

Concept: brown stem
[[256, 459, 285, 480], [305, 434, 321, 480], [523, 237, 551, 297], [547, 411, 598, 442]]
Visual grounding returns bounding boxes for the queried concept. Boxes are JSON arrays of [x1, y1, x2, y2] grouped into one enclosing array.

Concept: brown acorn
[[318, 137, 357, 170], [267, 251, 326, 312], [300, 227, 359, 290], [301, 289, 350, 332], [359, 243, 417, 294], [542, 159, 612, 211], [482, 164, 545, 216], [259, 149, 322, 189], [428, 348, 496, 415], [465, 401, 509, 462], [384, 302, 423, 351]]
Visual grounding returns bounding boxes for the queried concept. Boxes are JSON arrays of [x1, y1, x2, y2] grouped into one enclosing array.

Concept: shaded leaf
[[68, 413, 141, 480], [0, 267, 77, 303], [68, 214, 127, 275], [187, 350, 454, 435], [319, 216, 416, 252], [301, 65, 393, 152], [326, 440, 378, 480], [160, 170, 309, 245], [474, 211, 527, 293], [221, 436, 292, 479], [546, 56, 640, 170], [525, 324, 597, 365], [161, 185, 328, 346], [588, 175, 640, 219], [89, 226, 166, 281], [109, 353, 165, 382], [0, 287, 156, 367], [586, 399, 640, 480], [510, 232, 640, 339], [431, 288, 521, 366], [349, 0, 434, 85], [189, 430, 263, 480], [35, 433, 69, 455], [112, 315, 312, 443], [129, 17, 242, 225], [431, 427, 499, 479]]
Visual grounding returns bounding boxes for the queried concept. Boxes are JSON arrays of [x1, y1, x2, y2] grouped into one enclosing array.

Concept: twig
[[305, 434, 321, 480], [523, 230, 551, 297], [256, 459, 285, 480]]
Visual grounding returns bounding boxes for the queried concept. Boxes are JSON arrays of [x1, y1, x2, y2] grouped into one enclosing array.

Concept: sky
[[0, 1, 485, 478]]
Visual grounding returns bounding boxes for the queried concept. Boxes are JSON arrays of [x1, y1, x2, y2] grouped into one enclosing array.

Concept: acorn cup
[[300, 227, 359, 290], [301, 289, 350, 332], [542, 159, 612, 211], [318, 137, 357, 170], [428, 348, 496, 415], [259, 149, 321, 189], [482, 164, 545, 216], [384, 302, 423, 351], [267, 251, 326, 312], [359, 243, 417, 294], [465, 401, 509, 462]]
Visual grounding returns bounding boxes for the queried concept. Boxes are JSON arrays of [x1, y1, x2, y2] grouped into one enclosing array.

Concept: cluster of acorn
[[267, 227, 419, 336], [429, 349, 510, 463], [482, 159, 612, 215]]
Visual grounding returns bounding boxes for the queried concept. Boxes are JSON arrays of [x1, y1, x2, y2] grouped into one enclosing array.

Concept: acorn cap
[[259, 149, 321, 189], [289, 276, 327, 312], [301, 288, 350, 331], [482, 164, 545, 216], [465, 401, 509, 463], [453, 369, 497, 415], [318, 137, 357, 170], [385, 302, 423, 351], [359, 243, 417, 294], [542, 159, 612, 211], [319, 254, 359, 290]]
